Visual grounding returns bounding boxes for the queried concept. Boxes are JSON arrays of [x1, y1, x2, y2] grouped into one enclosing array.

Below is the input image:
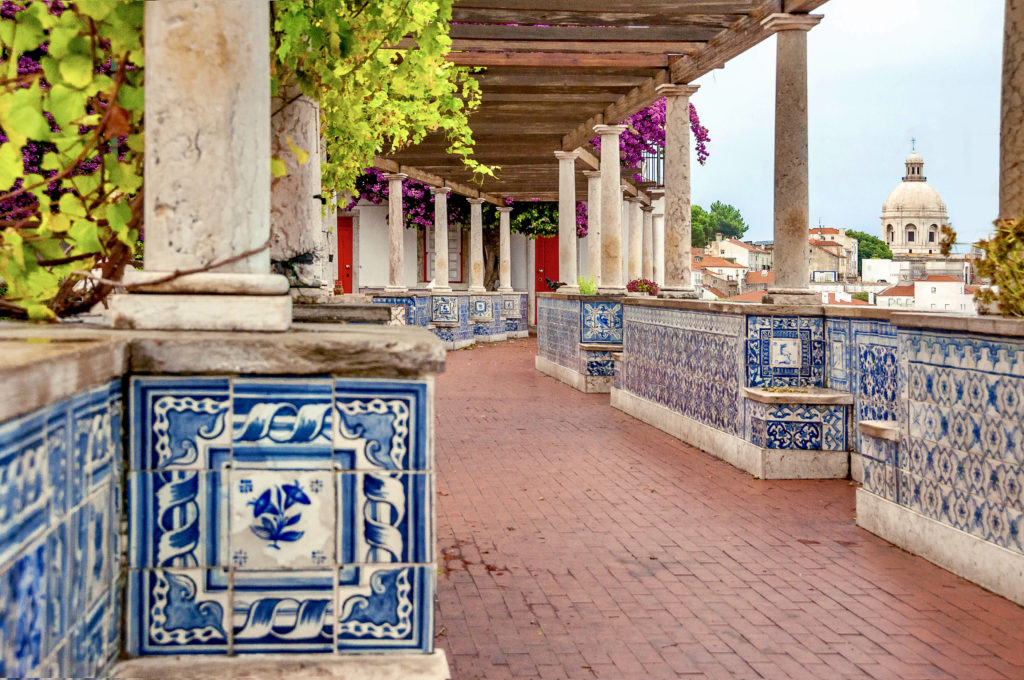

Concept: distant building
[[708, 234, 771, 271], [877, 275, 978, 314], [881, 150, 949, 256], [745, 270, 774, 292], [808, 227, 859, 280]]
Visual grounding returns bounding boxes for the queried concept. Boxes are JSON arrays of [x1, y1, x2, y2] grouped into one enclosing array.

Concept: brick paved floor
[[433, 338, 1024, 680]]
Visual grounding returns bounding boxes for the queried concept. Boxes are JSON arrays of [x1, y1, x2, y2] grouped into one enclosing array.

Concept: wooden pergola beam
[[372, 158, 505, 205], [449, 52, 672, 68], [448, 23, 720, 42], [451, 9, 744, 28]]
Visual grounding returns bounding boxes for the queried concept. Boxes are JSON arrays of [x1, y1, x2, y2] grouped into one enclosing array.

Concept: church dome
[[882, 180, 947, 215], [879, 148, 949, 255]]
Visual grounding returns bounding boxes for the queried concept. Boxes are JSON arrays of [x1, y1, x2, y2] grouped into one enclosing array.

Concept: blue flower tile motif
[[580, 301, 623, 344], [131, 377, 231, 471], [126, 568, 230, 655], [230, 470, 334, 570], [470, 296, 492, 321], [431, 295, 459, 323], [333, 379, 429, 471], [501, 295, 519, 319], [336, 566, 434, 653]]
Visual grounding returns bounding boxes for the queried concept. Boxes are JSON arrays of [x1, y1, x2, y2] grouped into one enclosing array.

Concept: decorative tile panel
[[372, 296, 430, 328], [469, 296, 492, 321], [233, 378, 334, 468], [746, 316, 825, 388], [745, 402, 848, 451], [501, 295, 520, 319], [0, 378, 122, 679], [430, 295, 459, 324], [537, 297, 580, 371], [620, 306, 745, 437], [580, 301, 623, 344], [581, 350, 615, 377]]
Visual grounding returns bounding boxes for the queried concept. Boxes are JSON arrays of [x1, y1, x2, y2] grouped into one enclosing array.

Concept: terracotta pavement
[[433, 338, 1024, 680]]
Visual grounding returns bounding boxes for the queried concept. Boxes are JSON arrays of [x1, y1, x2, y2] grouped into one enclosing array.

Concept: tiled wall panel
[[127, 376, 435, 656], [537, 297, 580, 371], [0, 380, 122, 678]]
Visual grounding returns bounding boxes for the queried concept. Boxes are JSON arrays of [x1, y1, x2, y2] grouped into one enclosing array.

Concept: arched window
[[906, 224, 916, 243], [928, 224, 938, 243], [886, 224, 895, 243]]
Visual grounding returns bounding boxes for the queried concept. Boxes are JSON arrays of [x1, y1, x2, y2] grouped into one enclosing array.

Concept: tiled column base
[[111, 650, 450, 679], [857, 489, 1024, 607], [611, 388, 848, 479]]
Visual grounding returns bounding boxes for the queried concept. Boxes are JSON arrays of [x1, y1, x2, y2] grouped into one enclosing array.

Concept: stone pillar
[[555, 150, 580, 294], [627, 197, 644, 282], [468, 198, 486, 292], [583, 170, 602, 287], [642, 204, 655, 281], [270, 90, 325, 301], [111, 0, 290, 330], [762, 13, 821, 300], [657, 83, 700, 298], [1001, 0, 1024, 220], [653, 212, 665, 285], [527, 237, 536, 323], [498, 206, 514, 293], [384, 173, 408, 292], [431, 187, 452, 292], [594, 125, 627, 293]]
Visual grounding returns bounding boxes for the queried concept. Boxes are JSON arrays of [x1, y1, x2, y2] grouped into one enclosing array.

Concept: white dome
[[882, 180, 947, 215]]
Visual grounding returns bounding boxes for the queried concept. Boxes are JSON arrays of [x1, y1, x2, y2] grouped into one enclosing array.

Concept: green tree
[[846, 230, 894, 274], [691, 205, 710, 248], [706, 201, 748, 240]]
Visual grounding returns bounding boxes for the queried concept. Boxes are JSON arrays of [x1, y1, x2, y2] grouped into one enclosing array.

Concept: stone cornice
[[593, 124, 627, 136], [655, 83, 699, 98], [760, 13, 823, 33]]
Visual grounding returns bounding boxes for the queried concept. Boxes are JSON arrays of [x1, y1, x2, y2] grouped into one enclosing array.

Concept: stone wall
[[536, 295, 624, 393]]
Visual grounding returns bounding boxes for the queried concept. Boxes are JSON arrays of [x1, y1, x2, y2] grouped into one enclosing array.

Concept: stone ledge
[[536, 292, 624, 303], [110, 650, 451, 680], [618, 296, 825, 317], [858, 419, 900, 441], [856, 489, 1024, 607], [580, 342, 622, 352], [0, 322, 445, 379], [823, 306, 898, 321], [0, 337, 128, 423], [292, 303, 391, 324], [892, 311, 1024, 338], [742, 386, 854, 405]]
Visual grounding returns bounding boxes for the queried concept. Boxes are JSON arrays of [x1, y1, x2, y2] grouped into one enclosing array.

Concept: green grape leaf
[[59, 53, 95, 90], [68, 219, 104, 255]]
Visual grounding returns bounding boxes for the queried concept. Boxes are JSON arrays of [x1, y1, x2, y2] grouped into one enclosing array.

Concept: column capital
[[582, 170, 602, 179], [648, 188, 665, 199], [761, 13, 822, 32], [430, 186, 452, 196], [383, 172, 408, 181], [656, 83, 699, 98], [593, 124, 627, 136], [467, 197, 487, 204], [497, 206, 513, 214], [641, 204, 655, 213], [624, 195, 643, 204], [554, 150, 580, 161]]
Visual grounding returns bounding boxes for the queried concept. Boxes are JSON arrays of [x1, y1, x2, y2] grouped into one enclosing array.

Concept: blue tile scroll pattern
[[746, 403, 847, 451], [620, 305, 745, 437], [430, 295, 473, 347], [899, 329, 1024, 555], [127, 376, 435, 656], [372, 296, 430, 327], [746, 316, 825, 388], [580, 301, 623, 344], [0, 380, 122, 679], [537, 297, 580, 371]]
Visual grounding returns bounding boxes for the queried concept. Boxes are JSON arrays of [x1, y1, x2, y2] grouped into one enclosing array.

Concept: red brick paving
[[433, 338, 1024, 680]]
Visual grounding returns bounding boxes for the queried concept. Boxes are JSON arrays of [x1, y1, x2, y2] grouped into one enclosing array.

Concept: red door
[[534, 235, 559, 324], [337, 216, 353, 294]]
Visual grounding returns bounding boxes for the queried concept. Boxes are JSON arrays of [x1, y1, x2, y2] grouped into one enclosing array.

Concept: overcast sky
[[689, 0, 1003, 245]]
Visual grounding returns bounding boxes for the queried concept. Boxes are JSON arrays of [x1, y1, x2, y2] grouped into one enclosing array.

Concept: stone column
[[762, 13, 821, 300], [594, 125, 627, 293], [467, 198, 486, 292], [555, 150, 580, 293], [1001, 0, 1024, 220], [583, 170, 602, 287], [653, 212, 665, 285], [642, 204, 655, 281], [527, 237, 536, 323], [384, 173, 408, 292], [270, 90, 325, 301], [112, 0, 290, 330], [431, 187, 452, 292], [657, 83, 699, 298], [498, 206, 514, 293], [627, 197, 644, 282]]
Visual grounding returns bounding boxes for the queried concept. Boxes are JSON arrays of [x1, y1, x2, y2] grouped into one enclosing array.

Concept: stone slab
[[618, 296, 826, 317], [122, 271, 290, 295], [110, 651, 451, 680], [108, 294, 293, 332], [857, 488, 1024, 607], [612, 388, 848, 479], [476, 332, 508, 343], [292, 303, 391, 324], [742, 386, 854, 405], [858, 419, 900, 441], [0, 323, 445, 379], [891, 312, 1024, 339], [0, 336, 128, 423], [761, 292, 822, 306], [850, 451, 865, 483]]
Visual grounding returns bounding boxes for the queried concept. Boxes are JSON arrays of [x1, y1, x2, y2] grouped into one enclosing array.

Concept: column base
[[123, 270, 290, 295], [763, 288, 821, 305], [659, 287, 699, 300], [108, 294, 292, 331]]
